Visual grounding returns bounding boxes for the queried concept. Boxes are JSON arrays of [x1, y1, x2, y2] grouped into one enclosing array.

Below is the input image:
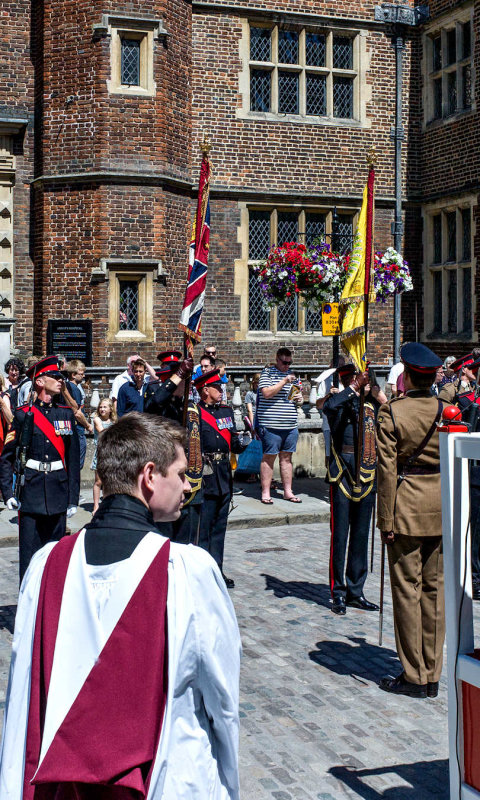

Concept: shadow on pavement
[[262, 573, 331, 609], [309, 636, 400, 682], [0, 605, 17, 634], [330, 759, 449, 799]]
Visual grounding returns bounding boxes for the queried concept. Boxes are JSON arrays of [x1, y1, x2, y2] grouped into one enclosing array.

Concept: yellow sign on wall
[[321, 302, 340, 336]]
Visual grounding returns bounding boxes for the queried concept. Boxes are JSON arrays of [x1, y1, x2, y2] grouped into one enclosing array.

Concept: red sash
[[200, 406, 232, 449], [31, 406, 66, 467]]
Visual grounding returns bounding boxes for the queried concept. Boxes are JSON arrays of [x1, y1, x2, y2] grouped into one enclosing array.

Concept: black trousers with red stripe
[[329, 483, 375, 601]]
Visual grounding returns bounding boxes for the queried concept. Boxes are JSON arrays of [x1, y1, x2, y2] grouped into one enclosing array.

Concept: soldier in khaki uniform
[[376, 342, 445, 699]]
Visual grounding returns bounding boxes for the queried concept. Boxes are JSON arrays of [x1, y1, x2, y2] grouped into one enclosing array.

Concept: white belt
[[26, 459, 64, 473]]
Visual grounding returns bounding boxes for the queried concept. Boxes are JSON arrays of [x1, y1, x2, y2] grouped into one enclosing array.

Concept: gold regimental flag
[[339, 165, 375, 370]]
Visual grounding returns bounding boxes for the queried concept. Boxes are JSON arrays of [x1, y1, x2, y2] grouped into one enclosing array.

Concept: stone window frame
[[234, 203, 358, 342], [99, 259, 163, 343], [423, 5, 475, 128], [422, 196, 477, 343], [93, 14, 169, 97], [238, 19, 371, 128]]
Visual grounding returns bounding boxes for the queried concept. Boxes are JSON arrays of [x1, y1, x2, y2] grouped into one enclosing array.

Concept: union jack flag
[[179, 154, 211, 342]]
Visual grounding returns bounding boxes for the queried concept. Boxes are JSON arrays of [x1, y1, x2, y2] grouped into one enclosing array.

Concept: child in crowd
[[91, 397, 117, 513]]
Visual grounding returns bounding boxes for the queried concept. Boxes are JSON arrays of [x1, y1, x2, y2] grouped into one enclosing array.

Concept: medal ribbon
[[199, 406, 232, 448]]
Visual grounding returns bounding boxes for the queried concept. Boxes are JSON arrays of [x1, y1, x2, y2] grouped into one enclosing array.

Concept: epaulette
[[390, 395, 407, 404], [16, 404, 29, 411], [56, 404, 73, 410]]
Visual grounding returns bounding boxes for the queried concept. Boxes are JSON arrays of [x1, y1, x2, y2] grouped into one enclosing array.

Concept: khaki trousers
[[387, 534, 445, 685]]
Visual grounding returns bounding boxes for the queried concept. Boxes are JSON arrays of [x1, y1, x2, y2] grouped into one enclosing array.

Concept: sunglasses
[[206, 351, 216, 355], [279, 359, 292, 365]]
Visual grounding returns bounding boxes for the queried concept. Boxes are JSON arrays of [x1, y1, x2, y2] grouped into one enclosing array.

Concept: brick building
[[0, 0, 477, 370]]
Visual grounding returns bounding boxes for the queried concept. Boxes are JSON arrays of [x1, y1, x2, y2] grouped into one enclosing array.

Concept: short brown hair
[[276, 347, 292, 360], [131, 358, 146, 369], [404, 365, 436, 391], [97, 412, 188, 496]]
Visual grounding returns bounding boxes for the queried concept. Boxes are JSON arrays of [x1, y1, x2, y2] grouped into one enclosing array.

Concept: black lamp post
[[374, 3, 429, 362]]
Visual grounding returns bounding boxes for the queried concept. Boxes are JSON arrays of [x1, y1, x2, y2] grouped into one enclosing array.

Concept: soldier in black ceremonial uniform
[[144, 350, 203, 545], [0, 356, 80, 581], [323, 364, 387, 615], [194, 369, 250, 588], [439, 353, 477, 411]]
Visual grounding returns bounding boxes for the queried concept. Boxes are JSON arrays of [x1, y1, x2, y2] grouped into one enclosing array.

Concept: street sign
[[321, 303, 340, 337]]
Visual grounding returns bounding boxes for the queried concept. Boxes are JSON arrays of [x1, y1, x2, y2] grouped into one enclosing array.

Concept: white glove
[[6, 497, 20, 511], [66, 506, 77, 518]]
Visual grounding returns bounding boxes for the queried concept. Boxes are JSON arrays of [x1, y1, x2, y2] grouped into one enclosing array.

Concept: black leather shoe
[[379, 674, 427, 698], [331, 597, 346, 615], [222, 573, 235, 589], [427, 681, 439, 698], [346, 595, 379, 611]]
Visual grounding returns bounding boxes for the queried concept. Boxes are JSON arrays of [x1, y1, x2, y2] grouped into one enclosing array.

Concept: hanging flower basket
[[374, 247, 413, 303], [254, 241, 349, 311], [254, 242, 413, 310]]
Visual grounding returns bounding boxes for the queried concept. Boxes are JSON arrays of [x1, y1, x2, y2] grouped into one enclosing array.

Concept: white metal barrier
[[440, 432, 480, 800]]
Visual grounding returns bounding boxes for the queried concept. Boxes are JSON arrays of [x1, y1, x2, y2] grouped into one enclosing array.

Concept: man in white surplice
[[0, 413, 241, 799]]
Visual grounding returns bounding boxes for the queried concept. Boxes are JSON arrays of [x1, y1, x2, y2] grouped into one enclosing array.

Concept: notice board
[[47, 319, 93, 366]]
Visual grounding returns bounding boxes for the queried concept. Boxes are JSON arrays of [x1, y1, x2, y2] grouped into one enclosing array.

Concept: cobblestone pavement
[[0, 524, 461, 798]]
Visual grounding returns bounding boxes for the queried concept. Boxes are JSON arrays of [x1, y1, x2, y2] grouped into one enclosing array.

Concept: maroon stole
[[199, 406, 232, 449], [23, 534, 170, 799]]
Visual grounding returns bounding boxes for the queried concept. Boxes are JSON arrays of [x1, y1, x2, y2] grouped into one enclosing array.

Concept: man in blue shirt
[[117, 359, 148, 417]]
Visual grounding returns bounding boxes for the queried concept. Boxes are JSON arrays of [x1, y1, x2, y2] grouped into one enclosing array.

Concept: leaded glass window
[[248, 26, 358, 121], [333, 77, 354, 119], [448, 270, 457, 333], [249, 210, 270, 260], [250, 27, 271, 62], [251, 70, 271, 112], [433, 78, 442, 119], [446, 71, 457, 116], [433, 215, 442, 263], [248, 268, 270, 330], [462, 268, 472, 334], [427, 15, 473, 123], [446, 29, 456, 66], [306, 74, 326, 116], [278, 31, 298, 64], [121, 38, 140, 86], [462, 65, 471, 109], [119, 280, 138, 330], [462, 208, 471, 261], [333, 37, 353, 70], [278, 72, 299, 115], [305, 307, 323, 331], [432, 35, 442, 71], [306, 33, 326, 67], [305, 213, 327, 247], [433, 271, 442, 333], [277, 295, 298, 331], [427, 203, 474, 339], [277, 212, 298, 245], [337, 215, 354, 253], [446, 212, 456, 261], [462, 21, 471, 58]]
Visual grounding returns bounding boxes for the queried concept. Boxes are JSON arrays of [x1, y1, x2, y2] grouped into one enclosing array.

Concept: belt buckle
[[41, 462, 51, 472]]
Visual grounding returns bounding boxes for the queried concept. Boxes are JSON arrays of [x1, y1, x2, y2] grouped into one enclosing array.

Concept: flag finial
[[200, 134, 212, 157], [367, 145, 377, 168]]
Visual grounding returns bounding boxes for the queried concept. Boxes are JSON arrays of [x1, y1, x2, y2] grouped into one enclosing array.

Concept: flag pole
[[181, 134, 212, 426], [355, 146, 376, 484]]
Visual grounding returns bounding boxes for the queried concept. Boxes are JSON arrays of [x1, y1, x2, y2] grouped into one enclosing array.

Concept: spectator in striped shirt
[[257, 347, 303, 505]]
